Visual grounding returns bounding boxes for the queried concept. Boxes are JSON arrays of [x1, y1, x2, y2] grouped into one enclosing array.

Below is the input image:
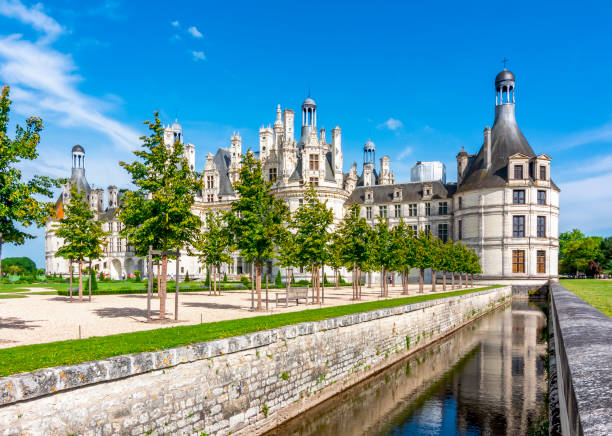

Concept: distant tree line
[[559, 229, 612, 276]]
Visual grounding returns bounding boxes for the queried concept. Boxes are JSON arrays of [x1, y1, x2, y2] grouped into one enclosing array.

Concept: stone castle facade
[[45, 69, 559, 284]]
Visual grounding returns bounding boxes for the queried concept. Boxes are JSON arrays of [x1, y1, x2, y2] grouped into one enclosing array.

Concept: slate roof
[[213, 148, 235, 195], [459, 105, 559, 192], [346, 181, 457, 204]]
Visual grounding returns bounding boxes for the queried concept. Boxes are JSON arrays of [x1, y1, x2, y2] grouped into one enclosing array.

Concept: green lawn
[[0, 285, 501, 376], [0, 294, 27, 299], [559, 279, 612, 318]]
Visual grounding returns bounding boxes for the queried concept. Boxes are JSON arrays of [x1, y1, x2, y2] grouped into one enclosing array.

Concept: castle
[[45, 69, 559, 285]]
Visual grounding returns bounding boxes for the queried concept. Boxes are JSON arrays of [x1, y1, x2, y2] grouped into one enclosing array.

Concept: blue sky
[[2, 0, 612, 267]]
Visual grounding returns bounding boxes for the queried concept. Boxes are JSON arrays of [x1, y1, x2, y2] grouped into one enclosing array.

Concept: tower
[[273, 104, 283, 148], [363, 140, 376, 187], [332, 126, 343, 185], [164, 119, 183, 146], [229, 132, 242, 184], [71, 144, 85, 178], [299, 96, 317, 143]]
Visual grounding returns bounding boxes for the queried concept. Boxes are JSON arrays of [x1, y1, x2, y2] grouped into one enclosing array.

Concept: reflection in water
[[265, 301, 547, 436]]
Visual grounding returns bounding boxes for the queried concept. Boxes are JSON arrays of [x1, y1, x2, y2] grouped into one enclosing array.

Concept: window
[[366, 206, 372, 220], [410, 225, 418, 235], [512, 250, 525, 273], [379, 205, 388, 218], [206, 175, 215, 189], [409, 203, 417, 216], [438, 223, 448, 242], [117, 239, 122, 252], [424, 224, 431, 234], [425, 203, 431, 216], [394, 204, 401, 218], [309, 177, 319, 186], [539, 165, 546, 180], [537, 190, 546, 205], [269, 168, 277, 182], [298, 199, 303, 207], [513, 190, 525, 204], [394, 190, 401, 199], [309, 154, 319, 171], [207, 194, 214, 203], [458, 219, 463, 240], [537, 216, 546, 238], [537, 250, 546, 273], [514, 165, 524, 180], [513, 215, 525, 237], [438, 202, 448, 215], [180, 267, 184, 273], [458, 197, 462, 209]]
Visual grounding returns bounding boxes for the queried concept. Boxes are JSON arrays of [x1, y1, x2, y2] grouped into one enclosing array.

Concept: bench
[[275, 287, 309, 307]]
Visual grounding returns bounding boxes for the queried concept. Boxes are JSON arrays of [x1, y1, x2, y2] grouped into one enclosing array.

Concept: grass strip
[[0, 286, 501, 377], [559, 279, 612, 318], [0, 294, 27, 299]]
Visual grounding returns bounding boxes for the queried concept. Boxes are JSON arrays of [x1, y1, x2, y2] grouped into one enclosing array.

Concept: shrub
[[275, 270, 282, 286], [204, 270, 210, 287], [240, 276, 251, 288], [324, 273, 330, 286], [339, 274, 347, 285], [90, 269, 98, 291], [223, 273, 228, 282], [184, 271, 190, 282], [133, 270, 141, 282]]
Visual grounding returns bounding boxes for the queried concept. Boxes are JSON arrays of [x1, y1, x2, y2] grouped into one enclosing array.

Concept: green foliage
[[559, 229, 585, 261], [337, 204, 372, 271], [133, 270, 141, 282], [184, 271, 190, 282], [275, 269, 282, 286], [1, 257, 36, 274], [240, 275, 250, 288], [90, 269, 98, 291], [223, 273, 228, 282], [0, 86, 59, 278], [205, 270, 210, 287], [119, 111, 202, 317], [279, 372, 289, 380], [0, 285, 500, 376], [193, 212, 231, 288], [561, 236, 603, 274]]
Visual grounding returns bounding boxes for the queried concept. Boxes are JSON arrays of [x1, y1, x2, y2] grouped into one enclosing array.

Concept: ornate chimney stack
[[484, 126, 492, 170]]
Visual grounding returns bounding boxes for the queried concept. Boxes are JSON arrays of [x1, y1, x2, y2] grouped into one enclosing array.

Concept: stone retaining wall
[[0, 287, 511, 436], [549, 282, 612, 435]]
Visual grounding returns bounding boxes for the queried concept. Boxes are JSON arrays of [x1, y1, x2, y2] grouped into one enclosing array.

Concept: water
[[265, 300, 548, 436]]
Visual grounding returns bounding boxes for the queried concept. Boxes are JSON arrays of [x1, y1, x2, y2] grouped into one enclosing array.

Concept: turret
[[273, 105, 283, 147], [164, 119, 183, 146], [184, 143, 195, 171], [283, 109, 294, 143], [299, 96, 316, 145], [457, 147, 469, 184], [259, 125, 273, 159], [379, 156, 392, 185], [332, 126, 343, 185], [108, 185, 118, 208]]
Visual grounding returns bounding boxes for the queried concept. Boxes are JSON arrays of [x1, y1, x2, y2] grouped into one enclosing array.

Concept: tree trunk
[[402, 269, 408, 295], [352, 268, 355, 300], [213, 266, 217, 295], [255, 261, 262, 310], [380, 267, 384, 297], [432, 270, 437, 292], [442, 271, 447, 292], [458, 272, 462, 288], [78, 261, 83, 302], [357, 267, 362, 300], [286, 267, 290, 291], [464, 273, 468, 288], [0, 236, 3, 280], [160, 255, 168, 319], [156, 263, 161, 298], [419, 268, 424, 293], [451, 272, 455, 290]]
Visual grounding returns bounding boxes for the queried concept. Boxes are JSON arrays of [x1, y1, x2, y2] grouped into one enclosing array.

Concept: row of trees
[[1, 92, 482, 315]]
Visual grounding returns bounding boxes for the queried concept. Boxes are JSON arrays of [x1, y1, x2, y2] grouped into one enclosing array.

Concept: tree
[[0, 86, 58, 279], [277, 228, 299, 289], [290, 185, 333, 304], [337, 204, 372, 300], [119, 111, 202, 319], [275, 270, 282, 286], [54, 187, 107, 301], [225, 150, 288, 310], [414, 230, 436, 293], [439, 240, 456, 291], [391, 220, 417, 295], [327, 232, 344, 289], [561, 237, 603, 275], [429, 237, 445, 292], [184, 271, 190, 282], [372, 216, 394, 298], [559, 229, 585, 261], [587, 260, 602, 277], [193, 212, 231, 295], [1, 257, 36, 275], [600, 237, 612, 273]]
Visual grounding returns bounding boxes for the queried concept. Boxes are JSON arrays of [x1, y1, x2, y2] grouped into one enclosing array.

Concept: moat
[[265, 300, 548, 436]]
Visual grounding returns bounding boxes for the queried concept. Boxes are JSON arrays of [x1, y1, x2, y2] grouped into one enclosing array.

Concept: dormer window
[[514, 165, 524, 180], [206, 175, 215, 189], [539, 165, 546, 181], [365, 190, 374, 203], [393, 188, 402, 201], [269, 168, 277, 182]]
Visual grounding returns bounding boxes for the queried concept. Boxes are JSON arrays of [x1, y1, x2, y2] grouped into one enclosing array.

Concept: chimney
[[484, 126, 492, 170], [320, 127, 326, 144]]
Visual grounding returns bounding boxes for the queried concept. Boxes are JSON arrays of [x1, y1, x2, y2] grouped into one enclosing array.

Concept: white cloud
[[188, 26, 203, 38], [556, 120, 612, 150], [378, 117, 403, 131], [397, 146, 413, 160], [192, 50, 205, 61], [558, 172, 612, 235], [0, 0, 63, 42], [171, 20, 179, 27], [0, 1, 140, 151]]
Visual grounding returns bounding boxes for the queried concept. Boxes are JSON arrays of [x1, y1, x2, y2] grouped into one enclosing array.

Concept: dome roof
[[495, 69, 515, 85], [302, 97, 316, 106], [364, 139, 375, 151], [72, 144, 84, 153]]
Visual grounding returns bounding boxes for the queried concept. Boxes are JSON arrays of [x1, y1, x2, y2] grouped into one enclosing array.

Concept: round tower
[[72, 144, 85, 170], [495, 69, 515, 106], [363, 139, 375, 166], [301, 97, 316, 127]]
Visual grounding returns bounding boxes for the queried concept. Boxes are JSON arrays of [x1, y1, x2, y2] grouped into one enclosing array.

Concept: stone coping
[[550, 282, 612, 435], [0, 287, 507, 407]]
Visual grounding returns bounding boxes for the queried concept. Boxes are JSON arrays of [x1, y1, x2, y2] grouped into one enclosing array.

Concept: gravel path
[[0, 284, 473, 348]]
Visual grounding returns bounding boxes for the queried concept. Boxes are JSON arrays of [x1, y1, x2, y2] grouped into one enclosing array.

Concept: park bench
[[275, 287, 309, 307]]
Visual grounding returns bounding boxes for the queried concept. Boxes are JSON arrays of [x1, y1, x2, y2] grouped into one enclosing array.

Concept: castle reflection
[[265, 300, 548, 436]]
